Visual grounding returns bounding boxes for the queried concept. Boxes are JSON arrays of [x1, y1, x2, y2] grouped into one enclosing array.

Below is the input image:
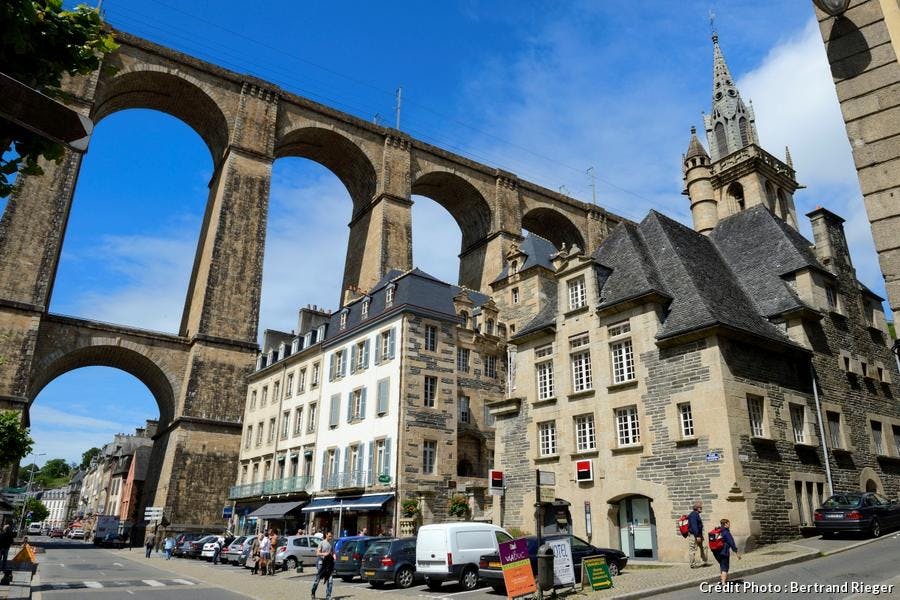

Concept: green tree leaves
[[0, 411, 33, 468]]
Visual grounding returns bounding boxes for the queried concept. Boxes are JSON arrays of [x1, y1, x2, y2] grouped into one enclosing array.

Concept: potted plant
[[448, 494, 470, 519], [401, 498, 420, 518]]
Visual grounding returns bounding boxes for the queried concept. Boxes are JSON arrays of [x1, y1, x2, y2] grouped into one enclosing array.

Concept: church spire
[[703, 34, 759, 161]]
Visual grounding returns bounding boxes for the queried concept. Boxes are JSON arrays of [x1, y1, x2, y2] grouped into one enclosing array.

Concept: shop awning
[[246, 500, 306, 519], [301, 493, 394, 513]]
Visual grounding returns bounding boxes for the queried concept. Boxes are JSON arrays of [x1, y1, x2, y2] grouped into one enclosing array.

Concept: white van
[[416, 522, 512, 591], [27, 522, 43, 535]]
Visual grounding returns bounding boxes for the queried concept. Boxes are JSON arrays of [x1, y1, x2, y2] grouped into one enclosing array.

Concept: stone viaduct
[[0, 31, 624, 529]]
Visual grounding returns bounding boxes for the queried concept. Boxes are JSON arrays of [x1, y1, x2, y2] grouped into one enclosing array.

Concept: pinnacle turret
[[703, 34, 758, 160]]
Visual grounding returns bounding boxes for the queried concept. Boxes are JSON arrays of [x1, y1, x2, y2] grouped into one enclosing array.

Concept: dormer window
[[511, 260, 519, 275], [459, 311, 469, 328], [317, 324, 326, 341], [385, 284, 396, 306], [362, 298, 370, 319], [340, 309, 349, 330], [486, 319, 495, 335]]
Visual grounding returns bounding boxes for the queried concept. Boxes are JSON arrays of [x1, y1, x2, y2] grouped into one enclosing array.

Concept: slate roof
[[514, 300, 558, 339], [593, 221, 669, 310], [710, 205, 820, 317], [491, 234, 558, 284]]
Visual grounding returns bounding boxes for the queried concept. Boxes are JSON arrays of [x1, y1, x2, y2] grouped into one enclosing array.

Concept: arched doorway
[[616, 495, 658, 559]]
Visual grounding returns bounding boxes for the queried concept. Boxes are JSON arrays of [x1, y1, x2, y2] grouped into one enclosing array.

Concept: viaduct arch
[[0, 31, 623, 529]]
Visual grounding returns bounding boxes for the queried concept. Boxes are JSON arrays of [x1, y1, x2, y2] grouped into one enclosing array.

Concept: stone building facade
[[232, 269, 506, 536], [488, 32, 900, 563], [814, 0, 900, 315]]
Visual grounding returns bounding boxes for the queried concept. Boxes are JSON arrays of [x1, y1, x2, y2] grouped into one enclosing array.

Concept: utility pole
[[395, 87, 402, 130], [586, 166, 597, 205], [17, 452, 46, 535]]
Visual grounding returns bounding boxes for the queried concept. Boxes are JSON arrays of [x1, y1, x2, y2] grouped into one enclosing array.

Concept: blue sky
[[28, 1, 880, 466]]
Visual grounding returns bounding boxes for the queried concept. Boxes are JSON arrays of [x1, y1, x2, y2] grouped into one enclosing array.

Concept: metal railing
[[321, 470, 390, 490], [228, 475, 313, 499]]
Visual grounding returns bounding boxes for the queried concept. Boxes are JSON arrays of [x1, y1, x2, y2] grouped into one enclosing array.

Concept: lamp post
[[812, 0, 851, 16], [17, 452, 46, 536]]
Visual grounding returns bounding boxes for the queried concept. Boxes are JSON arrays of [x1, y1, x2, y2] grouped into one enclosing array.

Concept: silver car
[[222, 536, 249, 565], [274, 535, 322, 570]]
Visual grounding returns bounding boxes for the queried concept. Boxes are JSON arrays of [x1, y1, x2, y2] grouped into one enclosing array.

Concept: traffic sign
[[222, 505, 233, 519]]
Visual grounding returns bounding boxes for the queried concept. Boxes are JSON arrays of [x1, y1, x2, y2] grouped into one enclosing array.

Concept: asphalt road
[[650, 532, 900, 599], [31, 537, 249, 599]]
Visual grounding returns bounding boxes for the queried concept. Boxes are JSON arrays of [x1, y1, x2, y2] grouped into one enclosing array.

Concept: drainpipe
[[810, 365, 834, 496]]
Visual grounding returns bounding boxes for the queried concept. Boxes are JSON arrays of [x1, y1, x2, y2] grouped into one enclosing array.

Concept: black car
[[183, 534, 216, 558], [814, 492, 900, 538], [173, 532, 204, 557], [334, 536, 380, 582], [478, 535, 627, 594], [360, 537, 419, 589]]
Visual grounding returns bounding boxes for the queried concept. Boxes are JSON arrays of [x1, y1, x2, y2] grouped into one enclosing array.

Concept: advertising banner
[[546, 537, 575, 586], [582, 555, 613, 590], [498, 538, 537, 600]]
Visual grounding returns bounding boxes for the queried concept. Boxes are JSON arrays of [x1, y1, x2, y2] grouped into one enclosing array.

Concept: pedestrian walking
[[266, 529, 278, 575], [687, 500, 707, 568], [163, 535, 175, 560], [0, 524, 13, 572], [247, 533, 262, 574], [258, 530, 271, 575], [212, 536, 223, 565], [145, 534, 156, 559], [310, 531, 334, 600], [709, 519, 741, 584]]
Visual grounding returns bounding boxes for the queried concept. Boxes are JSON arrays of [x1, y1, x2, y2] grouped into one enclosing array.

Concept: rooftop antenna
[[373, 113, 381, 126], [586, 166, 597, 205], [395, 87, 402, 130], [558, 185, 569, 197]]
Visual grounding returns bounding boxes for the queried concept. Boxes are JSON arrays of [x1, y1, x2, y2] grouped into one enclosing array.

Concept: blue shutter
[[328, 353, 335, 381], [320, 451, 328, 489], [362, 339, 370, 369], [351, 344, 358, 374], [329, 394, 340, 427], [355, 446, 365, 485], [375, 334, 383, 363], [367, 442, 375, 485], [343, 446, 351, 486], [347, 392, 353, 422], [360, 387, 367, 419], [342, 350, 348, 377], [333, 447, 341, 487], [383, 437, 392, 476], [377, 378, 389, 415], [388, 328, 396, 359]]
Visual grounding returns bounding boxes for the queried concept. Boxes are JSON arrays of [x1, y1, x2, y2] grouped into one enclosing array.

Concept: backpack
[[708, 527, 725, 552], [676, 515, 690, 538]]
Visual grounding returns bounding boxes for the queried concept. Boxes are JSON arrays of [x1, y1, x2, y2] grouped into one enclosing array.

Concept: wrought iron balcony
[[228, 475, 313, 500], [321, 470, 391, 491]]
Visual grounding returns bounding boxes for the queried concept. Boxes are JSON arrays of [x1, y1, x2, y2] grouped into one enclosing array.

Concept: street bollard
[[536, 544, 555, 592]]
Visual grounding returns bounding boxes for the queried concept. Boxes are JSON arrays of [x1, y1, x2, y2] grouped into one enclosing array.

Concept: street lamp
[[17, 452, 46, 536], [812, 0, 851, 16]]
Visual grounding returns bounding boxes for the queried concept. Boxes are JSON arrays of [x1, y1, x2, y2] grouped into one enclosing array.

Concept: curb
[[608, 550, 821, 600], [817, 532, 898, 557]]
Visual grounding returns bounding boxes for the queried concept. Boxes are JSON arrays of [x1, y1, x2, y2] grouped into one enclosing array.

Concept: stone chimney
[[807, 206, 852, 270], [297, 304, 332, 335], [144, 420, 158, 438], [342, 285, 364, 307]]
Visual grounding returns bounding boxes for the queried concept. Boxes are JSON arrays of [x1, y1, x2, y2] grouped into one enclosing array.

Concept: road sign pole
[[534, 470, 543, 600]]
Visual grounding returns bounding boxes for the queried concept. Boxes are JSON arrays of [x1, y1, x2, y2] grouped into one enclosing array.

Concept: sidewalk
[[0, 545, 35, 600]]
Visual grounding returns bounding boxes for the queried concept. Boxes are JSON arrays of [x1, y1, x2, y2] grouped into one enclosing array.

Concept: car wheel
[[369, 581, 385, 588], [395, 566, 415, 589], [459, 567, 478, 591], [285, 557, 297, 570], [340, 576, 354, 583], [426, 579, 442, 591], [871, 518, 881, 538], [608, 562, 620, 576]]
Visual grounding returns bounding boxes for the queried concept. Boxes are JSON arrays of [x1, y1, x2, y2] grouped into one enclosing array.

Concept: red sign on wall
[[575, 459, 593, 482]]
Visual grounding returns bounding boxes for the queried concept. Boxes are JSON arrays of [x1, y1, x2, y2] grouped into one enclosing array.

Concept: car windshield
[[365, 541, 391, 555], [823, 494, 863, 508]]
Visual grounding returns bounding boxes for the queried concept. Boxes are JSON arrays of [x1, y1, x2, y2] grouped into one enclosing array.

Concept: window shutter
[[388, 328, 396, 359], [363, 339, 370, 369], [367, 442, 375, 486], [355, 446, 364, 484], [333, 448, 341, 486], [383, 437, 392, 475], [342, 351, 348, 377], [351, 344, 358, 374], [347, 392, 353, 422], [360, 387, 367, 418], [343, 446, 351, 480], [375, 334, 383, 363], [329, 394, 340, 427], [377, 378, 389, 415], [320, 451, 328, 488], [328, 354, 335, 381]]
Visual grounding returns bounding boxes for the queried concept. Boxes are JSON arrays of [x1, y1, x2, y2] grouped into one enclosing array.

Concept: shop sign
[[582, 555, 613, 590], [499, 538, 537, 599]]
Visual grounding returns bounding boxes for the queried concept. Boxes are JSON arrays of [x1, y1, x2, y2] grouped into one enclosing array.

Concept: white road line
[[438, 590, 485, 598], [58, 563, 65, 567], [172, 578, 195, 585], [83, 581, 102, 588], [143, 580, 165, 587], [113, 562, 123, 567]]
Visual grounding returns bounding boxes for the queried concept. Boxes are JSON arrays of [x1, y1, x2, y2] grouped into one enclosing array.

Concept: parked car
[[182, 534, 216, 558], [360, 537, 419, 589], [814, 492, 900, 538], [49, 528, 64, 538], [68, 528, 85, 539], [222, 536, 249, 565], [334, 536, 379, 582], [477, 535, 627, 594], [416, 523, 512, 591], [274, 535, 321, 570], [95, 533, 126, 548], [173, 533, 206, 557], [200, 536, 226, 560]]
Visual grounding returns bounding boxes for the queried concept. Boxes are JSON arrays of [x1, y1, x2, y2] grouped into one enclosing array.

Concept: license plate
[[341, 556, 349, 561], [365, 571, 375, 577], [488, 562, 500, 568], [826, 513, 843, 519]]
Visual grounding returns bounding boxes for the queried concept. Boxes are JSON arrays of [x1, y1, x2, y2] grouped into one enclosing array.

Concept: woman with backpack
[[708, 519, 741, 584]]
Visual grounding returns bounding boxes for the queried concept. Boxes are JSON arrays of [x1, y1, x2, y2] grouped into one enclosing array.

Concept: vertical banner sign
[[489, 470, 505, 496], [546, 537, 576, 586], [498, 538, 537, 600], [582, 555, 613, 590], [575, 459, 593, 482], [584, 501, 593, 539]]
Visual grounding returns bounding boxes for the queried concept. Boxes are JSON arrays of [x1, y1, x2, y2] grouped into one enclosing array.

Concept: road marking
[[83, 581, 102, 588], [58, 563, 64, 567], [143, 580, 165, 587], [113, 562, 123, 567], [438, 590, 485, 598], [172, 578, 195, 585]]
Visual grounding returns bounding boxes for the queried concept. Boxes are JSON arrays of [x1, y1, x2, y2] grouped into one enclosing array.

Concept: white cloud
[[30, 405, 129, 432]]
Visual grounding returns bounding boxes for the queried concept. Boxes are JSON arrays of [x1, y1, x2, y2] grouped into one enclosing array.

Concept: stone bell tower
[[683, 33, 802, 234]]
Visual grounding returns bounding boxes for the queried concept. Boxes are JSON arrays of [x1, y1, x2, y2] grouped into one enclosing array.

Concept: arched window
[[765, 182, 778, 214], [459, 311, 469, 328], [715, 122, 728, 157], [738, 117, 750, 147], [727, 182, 745, 212], [486, 319, 494, 335], [510, 260, 518, 274]]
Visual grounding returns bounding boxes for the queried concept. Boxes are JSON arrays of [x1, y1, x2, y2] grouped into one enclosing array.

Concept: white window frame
[[826, 411, 842, 449], [294, 407, 303, 436], [790, 404, 806, 444], [422, 440, 437, 474], [459, 396, 470, 423], [362, 298, 370, 319], [615, 406, 641, 447], [425, 324, 438, 352], [538, 421, 557, 456], [575, 414, 596, 451], [424, 375, 438, 407], [457, 348, 470, 373], [352, 388, 364, 419], [286, 373, 294, 397], [678, 402, 695, 438], [281, 411, 290, 439], [570, 335, 593, 392], [512, 287, 520, 304], [747, 395, 765, 438], [611, 339, 635, 384], [485, 355, 497, 379], [567, 276, 587, 310], [537, 360, 555, 400]]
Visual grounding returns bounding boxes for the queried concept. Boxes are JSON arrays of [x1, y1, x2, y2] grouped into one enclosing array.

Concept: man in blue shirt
[[687, 500, 708, 568]]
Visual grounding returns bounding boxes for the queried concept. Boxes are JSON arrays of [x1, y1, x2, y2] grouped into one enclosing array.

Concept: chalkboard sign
[[582, 555, 613, 591]]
